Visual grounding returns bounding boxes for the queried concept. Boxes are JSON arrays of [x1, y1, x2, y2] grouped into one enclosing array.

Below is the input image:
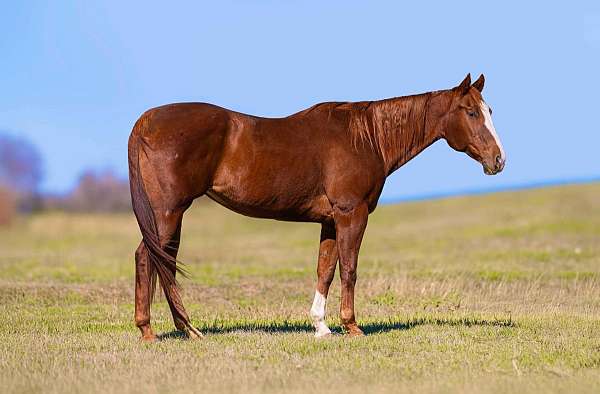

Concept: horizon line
[[379, 175, 600, 205]]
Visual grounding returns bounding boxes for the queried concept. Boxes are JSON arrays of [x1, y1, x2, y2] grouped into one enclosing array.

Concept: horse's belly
[[208, 125, 332, 221], [206, 184, 333, 223]]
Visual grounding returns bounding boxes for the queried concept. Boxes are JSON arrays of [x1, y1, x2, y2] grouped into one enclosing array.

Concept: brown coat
[[128, 73, 505, 340]]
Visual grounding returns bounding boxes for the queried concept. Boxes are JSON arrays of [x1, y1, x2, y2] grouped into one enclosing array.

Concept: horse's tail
[[128, 118, 188, 301]]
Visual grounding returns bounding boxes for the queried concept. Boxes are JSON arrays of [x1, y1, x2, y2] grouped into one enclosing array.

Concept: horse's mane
[[346, 93, 432, 165], [297, 90, 451, 168]]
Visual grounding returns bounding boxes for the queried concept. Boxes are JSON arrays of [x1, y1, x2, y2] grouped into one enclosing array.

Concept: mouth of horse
[[483, 165, 499, 175]]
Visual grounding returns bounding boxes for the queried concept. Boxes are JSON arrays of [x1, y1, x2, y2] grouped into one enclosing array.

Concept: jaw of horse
[[465, 147, 504, 176]]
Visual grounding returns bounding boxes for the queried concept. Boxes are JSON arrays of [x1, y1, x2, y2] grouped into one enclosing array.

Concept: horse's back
[[128, 101, 353, 222]]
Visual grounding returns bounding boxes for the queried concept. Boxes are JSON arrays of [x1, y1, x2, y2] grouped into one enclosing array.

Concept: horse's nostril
[[495, 155, 505, 171]]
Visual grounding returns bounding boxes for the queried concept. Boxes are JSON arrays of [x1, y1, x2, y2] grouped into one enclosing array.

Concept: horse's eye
[[489, 107, 493, 115], [467, 110, 477, 118]]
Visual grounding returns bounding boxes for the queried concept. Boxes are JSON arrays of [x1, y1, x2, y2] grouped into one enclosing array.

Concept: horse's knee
[[340, 268, 357, 284]]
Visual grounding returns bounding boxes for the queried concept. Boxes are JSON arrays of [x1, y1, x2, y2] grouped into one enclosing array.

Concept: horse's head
[[443, 74, 505, 175]]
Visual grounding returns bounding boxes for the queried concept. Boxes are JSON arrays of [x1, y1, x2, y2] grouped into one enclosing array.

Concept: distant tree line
[[0, 132, 43, 224], [0, 131, 131, 225], [45, 170, 131, 212]]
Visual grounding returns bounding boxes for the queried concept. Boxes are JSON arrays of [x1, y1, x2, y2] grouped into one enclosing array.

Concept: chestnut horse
[[128, 74, 505, 341]]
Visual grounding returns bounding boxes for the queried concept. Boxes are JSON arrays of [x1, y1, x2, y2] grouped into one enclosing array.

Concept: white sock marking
[[480, 101, 505, 161], [310, 291, 331, 338]]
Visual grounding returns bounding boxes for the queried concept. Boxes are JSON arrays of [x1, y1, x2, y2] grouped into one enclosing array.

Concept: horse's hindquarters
[[132, 103, 232, 204]]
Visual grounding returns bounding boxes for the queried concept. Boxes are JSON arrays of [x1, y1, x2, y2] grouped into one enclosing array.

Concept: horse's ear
[[456, 73, 471, 95], [472, 74, 485, 92]]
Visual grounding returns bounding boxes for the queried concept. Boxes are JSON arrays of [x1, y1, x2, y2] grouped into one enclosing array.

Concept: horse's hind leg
[[134, 202, 203, 340], [135, 241, 157, 341], [155, 206, 203, 339], [134, 205, 202, 340], [310, 223, 338, 338]]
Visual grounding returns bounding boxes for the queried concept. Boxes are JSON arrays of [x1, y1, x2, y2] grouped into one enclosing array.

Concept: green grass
[[1, 183, 599, 393]]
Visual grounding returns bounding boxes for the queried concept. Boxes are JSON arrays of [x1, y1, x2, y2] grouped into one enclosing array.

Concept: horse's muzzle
[[484, 155, 505, 175]]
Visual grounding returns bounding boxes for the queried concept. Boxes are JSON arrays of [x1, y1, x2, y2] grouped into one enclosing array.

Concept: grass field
[[1, 183, 599, 393]]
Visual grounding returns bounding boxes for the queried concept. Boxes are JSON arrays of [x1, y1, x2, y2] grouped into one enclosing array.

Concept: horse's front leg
[[334, 203, 368, 336], [310, 223, 338, 338]]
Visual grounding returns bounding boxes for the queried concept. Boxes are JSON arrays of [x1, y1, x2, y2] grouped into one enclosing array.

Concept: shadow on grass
[[361, 315, 514, 335], [157, 315, 515, 339], [157, 331, 190, 341], [157, 320, 313, 340]]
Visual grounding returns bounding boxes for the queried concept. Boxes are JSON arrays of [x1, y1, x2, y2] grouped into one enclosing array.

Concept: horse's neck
[[367, 90, 451, 175]]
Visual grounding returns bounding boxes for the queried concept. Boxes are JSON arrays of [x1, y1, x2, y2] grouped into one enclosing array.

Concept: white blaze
[[480, 101, 505, 161], [310, 291, 331, 338]]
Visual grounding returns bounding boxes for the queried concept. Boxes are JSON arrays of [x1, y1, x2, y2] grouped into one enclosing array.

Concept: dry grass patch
[[1, 183, 599, 393]]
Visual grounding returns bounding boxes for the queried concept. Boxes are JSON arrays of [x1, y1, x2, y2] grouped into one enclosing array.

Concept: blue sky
[[1, 1, 599, 200]]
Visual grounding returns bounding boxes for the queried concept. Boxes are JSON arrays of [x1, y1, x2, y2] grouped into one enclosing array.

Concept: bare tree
[[0, 132, 43, 214], [0, 187, 16, 225], [60, 169, 131, 212]]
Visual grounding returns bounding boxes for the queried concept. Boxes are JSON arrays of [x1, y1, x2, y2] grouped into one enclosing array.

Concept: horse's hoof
[[186, 326, 204, 339], [314, 330, 333, 339], [347, 330, 365, 337], [344, 325, 365, 337], [188, 331, 203, 340], [140, 334, 158, 343]]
